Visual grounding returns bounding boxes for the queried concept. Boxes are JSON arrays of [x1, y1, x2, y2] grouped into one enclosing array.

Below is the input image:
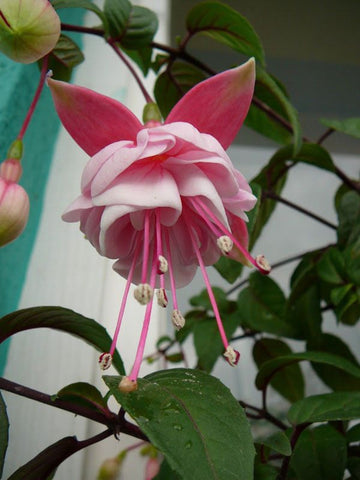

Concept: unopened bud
[[156, 288, 168, 308], [134, 283, 154, 305], [0, 175, 29, 247], [223, 346, 240, 367], [145, 457, 160, 480], [118, 376, 138, 393], [0, 0, 60, 64], [97, 457, 121, 480], [217, 235, 233, 255], [98, 353, 112, 370], [172, 309, 185, 331]]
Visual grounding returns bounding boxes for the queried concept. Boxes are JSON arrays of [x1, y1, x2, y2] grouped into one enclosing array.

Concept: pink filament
[[164, 229, 179, 311], [141, 210, 151, 283], [186, 220, 229, 350], [109, 237, 141, 356], [192, 198, 266, 273], [129, 242, 157, 381]]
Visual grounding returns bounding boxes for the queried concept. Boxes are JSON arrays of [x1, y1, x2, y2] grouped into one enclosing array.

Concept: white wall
[[3, 2, 170, 479]]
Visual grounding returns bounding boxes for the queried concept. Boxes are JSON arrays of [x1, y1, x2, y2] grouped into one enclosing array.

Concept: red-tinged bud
[[0, 0, 60, 64], [97, 457, 121, 480], [0, 158, 29, 247], [145, 457, 160, 480]]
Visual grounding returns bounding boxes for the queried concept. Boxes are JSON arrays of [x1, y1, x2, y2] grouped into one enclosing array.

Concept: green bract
[[0, 0, 60, 63]]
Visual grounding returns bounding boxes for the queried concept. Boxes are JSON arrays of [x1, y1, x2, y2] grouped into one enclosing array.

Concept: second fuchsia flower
[[48, 58, 270, 389]]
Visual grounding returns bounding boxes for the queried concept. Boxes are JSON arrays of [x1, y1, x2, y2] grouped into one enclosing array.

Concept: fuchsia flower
[[48, 58, 270, 389]]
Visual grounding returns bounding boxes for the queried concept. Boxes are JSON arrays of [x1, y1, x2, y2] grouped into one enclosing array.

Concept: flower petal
[[48, 78, 142, 156], [165, 58, 255, 149]]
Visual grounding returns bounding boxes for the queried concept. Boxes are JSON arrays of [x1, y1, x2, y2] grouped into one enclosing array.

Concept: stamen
[[172, 309, 185, 330], [141, 210, 151, 284], [164, 229, 180, 311], [217, 235, 233, 255], [186, 220, 229, 351], [193, 198, 271, 275], [157, 254, 168, 274], [156, 288, 168, 308], [223, 346, 240, 367], [134, 283, 154, 305], [118, 376, 138, 393], [99, 352, 112, 370], [129, 245, 158, 382], [255, 254, 271, 273], [109, 238, 142, 356]]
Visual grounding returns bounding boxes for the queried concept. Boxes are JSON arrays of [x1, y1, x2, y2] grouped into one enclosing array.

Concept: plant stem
[[17, 56, 49, 141], [0, 377, 148, 441], [108, 40, 154, 104], [61, 22, 104, 37], [240, 400, 288, 431], [317, 127, 335, 145], [277, 423, 310, 479], [264, 190, 337, 229]]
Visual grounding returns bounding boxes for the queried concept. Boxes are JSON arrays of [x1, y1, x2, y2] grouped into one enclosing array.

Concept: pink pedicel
[[49, 59, 271, 384]]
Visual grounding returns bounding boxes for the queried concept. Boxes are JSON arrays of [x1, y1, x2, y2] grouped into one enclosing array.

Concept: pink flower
[[48, 59, 270, 385], [0, 158, 29, 247], [145, 457, 160, 480]]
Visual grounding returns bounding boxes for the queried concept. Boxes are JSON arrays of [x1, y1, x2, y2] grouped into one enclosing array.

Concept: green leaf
[[7, 436, 80, 480], [288, 392, 360, 425], [290, 425, 347, 480], [321, 117, 360, 139], [190, 287, 230, 313], [104, 369, 255, 480], [254, 462, 278, 480], [154, 458, 181, 480], [347, 423, 360, 443], [255, 351, 360, 391], [237, 272, 295, 337], [307, 333, 360, 391], [154, 61, 207, 119], [0, 306, 124, 375], [193, 311, 239, 372], [52, 0, 107, 26], [247, 67, 302, 153], [104, 0, 158, 48], [54, 382, 111, 416], [121, 45, 152, 75], [336, 191, 360, 248], [186, 2, 265, 65], [0, 392, 9, 479], [253, 338, 304, 402], [47, 34, 84, 81], [260, 431, 292, 456]]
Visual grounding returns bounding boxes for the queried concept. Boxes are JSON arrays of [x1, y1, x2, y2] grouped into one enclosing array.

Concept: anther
[[172, 309, 185, 330], [134, 283, 154, 305], [255, 254, 271, 274], [157, 255, 168, 274], [99, 352, 112, 370], [217, 235, 233, 255], [118, 376, 138, 393], [156, 288, 168, 308], [223, 346, 240, 366]]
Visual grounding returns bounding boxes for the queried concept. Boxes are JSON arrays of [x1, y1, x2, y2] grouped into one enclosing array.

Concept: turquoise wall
[[0, 9, 85, 374]]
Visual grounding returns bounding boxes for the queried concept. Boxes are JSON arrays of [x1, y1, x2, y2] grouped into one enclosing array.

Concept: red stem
[[17, 56, 49, 140]]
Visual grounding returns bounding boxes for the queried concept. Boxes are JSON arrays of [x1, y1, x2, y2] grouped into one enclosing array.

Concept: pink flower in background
[[48, 58, 270, 388]]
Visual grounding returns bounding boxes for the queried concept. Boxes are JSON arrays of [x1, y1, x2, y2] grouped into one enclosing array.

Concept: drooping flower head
[[48, 58, 270, 388]]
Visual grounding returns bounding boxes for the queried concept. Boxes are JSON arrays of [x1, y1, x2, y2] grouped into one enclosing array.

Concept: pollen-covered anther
[[134, 283, 154, 305], [98, 352, 112, 370], [156, 288, 168, 308], [255, 254, 271, 274], [157, 255, 168, 274], [172, 309, 185, 331], [217, 235, 233, 255], [118, 376, 138, 393], [223, 346, 240, 367]]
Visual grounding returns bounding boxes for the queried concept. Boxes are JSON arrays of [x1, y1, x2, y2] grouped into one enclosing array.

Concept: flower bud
[[145, 457, 160, 480], [97, 457, 121, 480], [0, 0, 60, 64], [0, 159, 29, 247]]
